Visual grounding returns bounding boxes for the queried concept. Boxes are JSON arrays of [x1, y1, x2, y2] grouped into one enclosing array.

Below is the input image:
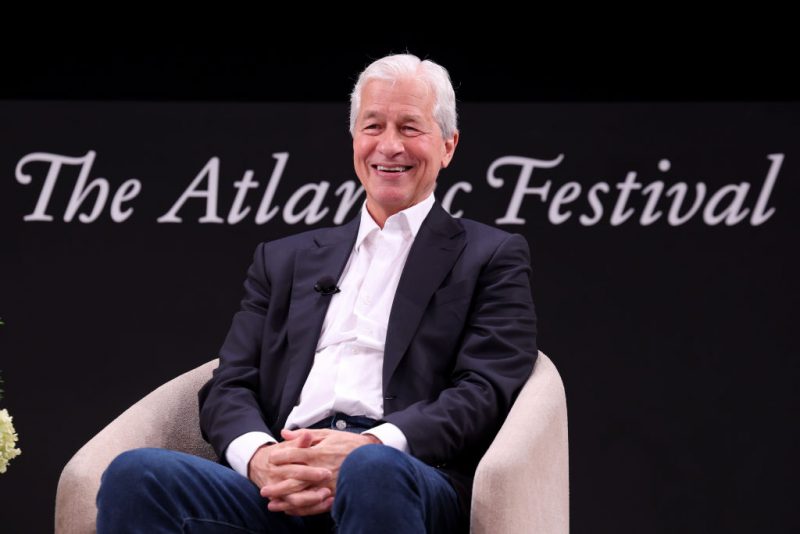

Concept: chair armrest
[[55, 359, 219, 534], [471, 352, 570, 534]]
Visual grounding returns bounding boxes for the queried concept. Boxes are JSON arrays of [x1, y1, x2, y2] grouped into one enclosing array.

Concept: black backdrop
[[1, 34, 798, 533]]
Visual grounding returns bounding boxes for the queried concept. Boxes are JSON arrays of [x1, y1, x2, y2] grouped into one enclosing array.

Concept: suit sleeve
[[384, 232, 538, 465], [198, 242, 275, 460]]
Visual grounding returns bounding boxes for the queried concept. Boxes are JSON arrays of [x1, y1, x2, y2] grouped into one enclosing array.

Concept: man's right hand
[[247, 430, 334, 515]]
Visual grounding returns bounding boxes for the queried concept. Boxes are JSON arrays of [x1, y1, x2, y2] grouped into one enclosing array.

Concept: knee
[[98, 448, 173, 501], [103, 448, 165, 479], [340, 444, 405, 474], [102, 448, 149, 485], [338, 444, 414, 491], [333, 445, 420, 525]]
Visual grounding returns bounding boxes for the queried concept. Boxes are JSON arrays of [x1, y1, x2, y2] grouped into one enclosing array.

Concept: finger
[[281, 428, 327, 446], [284, 496, 335, 517], [260, 465, 333, 499], [259, 466, 332, 498], [280, 428, 302, 441], [267, 487, 331, 512], [297, 430, 313, 448], [273, 464, 331, 481], [280, 428, 313, 447], [259, 477, 312, 499], [269, 447, 320, 465]]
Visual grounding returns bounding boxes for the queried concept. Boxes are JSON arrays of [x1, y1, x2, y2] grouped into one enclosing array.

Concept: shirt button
[[335, 419, 347, 431]]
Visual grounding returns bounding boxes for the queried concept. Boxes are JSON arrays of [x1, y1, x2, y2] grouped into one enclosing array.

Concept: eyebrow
[[361, 111, 424, 123]]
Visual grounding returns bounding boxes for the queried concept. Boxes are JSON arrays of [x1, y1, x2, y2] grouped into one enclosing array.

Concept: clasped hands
[[248, 428, 381, 516]]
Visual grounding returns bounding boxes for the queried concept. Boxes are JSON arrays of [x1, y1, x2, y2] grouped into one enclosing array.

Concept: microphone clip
[[314, 276, 341, 296]]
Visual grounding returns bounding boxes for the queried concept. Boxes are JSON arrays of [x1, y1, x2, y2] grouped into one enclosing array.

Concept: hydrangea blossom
[[0, 408, 21, 473]]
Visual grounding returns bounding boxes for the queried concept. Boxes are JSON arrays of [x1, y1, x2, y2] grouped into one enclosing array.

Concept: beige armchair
[[56, 352, 568, 533]]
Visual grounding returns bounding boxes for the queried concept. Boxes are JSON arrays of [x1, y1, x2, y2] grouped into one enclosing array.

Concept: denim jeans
[[96, 423, 463, 533]]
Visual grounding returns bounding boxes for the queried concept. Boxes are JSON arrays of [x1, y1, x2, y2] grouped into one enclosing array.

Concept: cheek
[[354, 137, 376, 155], [415, 140, 442, 162]]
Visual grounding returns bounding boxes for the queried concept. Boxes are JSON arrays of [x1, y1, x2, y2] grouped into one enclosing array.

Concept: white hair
[[349, 53, 458, 140]]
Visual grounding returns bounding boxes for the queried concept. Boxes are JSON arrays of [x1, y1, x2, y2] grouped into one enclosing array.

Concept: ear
[[441, 130, 459, 169]]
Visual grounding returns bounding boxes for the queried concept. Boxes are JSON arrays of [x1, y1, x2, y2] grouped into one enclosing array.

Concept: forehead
[[358, 77, 435, 121]]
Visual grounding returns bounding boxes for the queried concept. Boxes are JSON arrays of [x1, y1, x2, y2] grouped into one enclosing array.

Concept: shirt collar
[[355, 193, 436, 251]]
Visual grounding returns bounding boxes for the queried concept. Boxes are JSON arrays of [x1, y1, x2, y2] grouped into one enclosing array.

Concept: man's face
[[353, 77, 458, 224]]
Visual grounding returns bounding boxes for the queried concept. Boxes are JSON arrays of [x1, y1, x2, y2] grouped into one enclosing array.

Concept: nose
[[377, 126, 404, 157]]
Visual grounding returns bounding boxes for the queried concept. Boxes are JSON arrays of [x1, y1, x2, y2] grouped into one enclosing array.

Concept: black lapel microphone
[[314, 276, 341, 296]]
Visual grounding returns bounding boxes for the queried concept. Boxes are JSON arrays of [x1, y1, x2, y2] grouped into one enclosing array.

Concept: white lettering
[[610, 172, 642, 226], [332, 181, 364, 224], [549, 182, 581, 224], [487, 154, 565, 225], [441, 181, 472, 218], [640, 182, 664, 225], [158, 157, 223, 223], [751, 153, 783, 225], [255, 152, 289, 224], [579, 182, 609, 226], [109, 179, 141, 222], [283, 182, 330, 225], [15, 150, 142, 223], [228, 170, 259, 224], [703, 184, 751, 225], [666, 183, 706, 226]]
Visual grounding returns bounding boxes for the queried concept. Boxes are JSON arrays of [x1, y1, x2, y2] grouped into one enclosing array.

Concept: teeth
[[377, 165, 410, 172]]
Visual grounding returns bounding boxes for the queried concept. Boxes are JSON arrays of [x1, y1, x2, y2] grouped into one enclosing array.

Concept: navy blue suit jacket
[[198, 202, 537, 515]]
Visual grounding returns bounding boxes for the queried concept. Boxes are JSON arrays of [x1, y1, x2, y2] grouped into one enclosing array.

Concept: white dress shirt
[[225, 193, 436, 477]]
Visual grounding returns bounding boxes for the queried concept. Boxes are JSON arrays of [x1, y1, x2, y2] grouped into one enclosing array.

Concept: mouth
[[372, 164, 414, 177]]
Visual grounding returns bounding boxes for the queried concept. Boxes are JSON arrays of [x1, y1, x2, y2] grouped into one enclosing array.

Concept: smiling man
[[97, 53, 537, 534]]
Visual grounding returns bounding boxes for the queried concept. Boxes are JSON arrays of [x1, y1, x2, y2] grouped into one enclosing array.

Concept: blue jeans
[[96, 444, 463, 533]]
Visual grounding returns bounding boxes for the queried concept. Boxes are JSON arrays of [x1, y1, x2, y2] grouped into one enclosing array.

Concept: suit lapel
[[383, 204, 466, 385], [281, 218, 359, 419]]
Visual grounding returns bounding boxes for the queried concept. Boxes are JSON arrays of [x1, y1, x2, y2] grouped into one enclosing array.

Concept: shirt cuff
[[224, 431, 276, 477], [363, 423, 409, 453]]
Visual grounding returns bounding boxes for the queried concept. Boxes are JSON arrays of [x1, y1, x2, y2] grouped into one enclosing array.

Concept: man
[[97, 53, 537, 533]]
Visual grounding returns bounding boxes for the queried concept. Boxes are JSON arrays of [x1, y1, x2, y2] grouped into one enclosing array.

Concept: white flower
[[0, 408, 21, 474]]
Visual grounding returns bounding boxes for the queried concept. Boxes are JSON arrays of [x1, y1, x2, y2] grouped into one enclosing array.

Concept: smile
[[373, 164, 413, 173]]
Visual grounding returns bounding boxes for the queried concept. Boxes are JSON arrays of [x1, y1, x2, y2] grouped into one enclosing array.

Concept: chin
[[371, 191, 412, 208]]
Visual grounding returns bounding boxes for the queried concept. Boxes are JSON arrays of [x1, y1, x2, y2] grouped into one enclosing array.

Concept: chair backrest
[[471, 352, 570, 533], [55, 359, 219, 534]]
